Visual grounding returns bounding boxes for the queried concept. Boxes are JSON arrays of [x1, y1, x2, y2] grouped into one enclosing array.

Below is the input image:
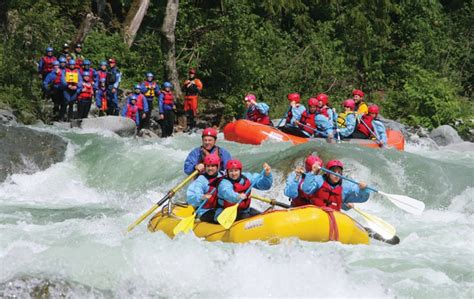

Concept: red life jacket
[[356, 114, 375, 137], [126, 104, 138, 121], [202, 176, 223, 209], [221, 176, 252, 210], [97, 71, 107, 82], [308, 180, 343, 211], [53, 69, 63, 86], [74, 57, 83, 69], [98, 88, 108, 111], [144, 81, 157, 97], [135, 94, 146, 111], [41, 56, 57, 74], [299, 111, 317, 134], [247, 106, 271, 125], [317, 107, 329, 118], [291, 176, 313, 207], [162, 91, 174, 106], [78, 82, 93, 100]]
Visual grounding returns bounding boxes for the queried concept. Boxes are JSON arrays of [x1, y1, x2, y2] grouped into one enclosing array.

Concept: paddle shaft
[[320, 167, 378, 193], [251, 194, 291, 208], [277, 106, 291, 127], [359, 118, 382, 144]]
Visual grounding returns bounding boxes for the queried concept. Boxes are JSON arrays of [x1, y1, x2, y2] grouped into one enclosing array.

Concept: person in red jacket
[[295, 97, 319, 137], [158, 82, 176, 138], [121, 95, 140, 125], [243, 94, 271, 125], [76, 71, 94, 119], [182, 68, 203, 132], [38, 47, 57, 80]]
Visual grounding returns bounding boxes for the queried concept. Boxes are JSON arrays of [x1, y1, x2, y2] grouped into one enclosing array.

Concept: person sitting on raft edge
[[215, 160, 273, 222], [285, 154, 324, 207], [183, 128, 232, 175]]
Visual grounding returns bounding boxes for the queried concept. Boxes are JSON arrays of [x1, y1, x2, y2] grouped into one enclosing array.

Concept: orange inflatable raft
[[223, 120, 405, 151]]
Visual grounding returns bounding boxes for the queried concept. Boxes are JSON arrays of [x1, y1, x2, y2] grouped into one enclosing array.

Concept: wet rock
[[71, 116, 137, 137], [407, 133, 439, 150], [443, 141, 474, 152], [0, 124, 67, 182], [429, 125, 463, 146], [0, 109, 17, 125], [379, 116, 407, 137], [138, 128, 159, 138]]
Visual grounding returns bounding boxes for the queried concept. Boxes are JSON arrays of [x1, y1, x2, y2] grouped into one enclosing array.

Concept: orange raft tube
[[224, 120, 405, 151]]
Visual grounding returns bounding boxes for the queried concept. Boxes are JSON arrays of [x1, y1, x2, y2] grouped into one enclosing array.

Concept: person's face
[[134, 88, 141, 94], [205, 164, 218, 176], [328, 167, 342, 184], [353, 95, 361, 102], [63, 48, 69, 53], [202, 136, 216, 150], [147, 76, 153, 81], [60, 62, 66, 68], [68, 64, 75, 69], [109, 62, 115, 68], [100, 65, 107, 71], [244, 100, 251, 108], [47, 51, 53, 56], [165, 87, 171, 91], [369, 112, 377, 117], [309, 105, 318, 113], [131, 99, 136, 105], [227, 168, 241, 180], [344, 105, 352, 111], [83, 75, 90, 81], [189, 72, 195, 78], [75, 47, 81, 53]]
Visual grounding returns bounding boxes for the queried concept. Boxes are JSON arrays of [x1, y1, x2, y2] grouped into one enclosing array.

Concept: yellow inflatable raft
[[148, 205, 369, 245]]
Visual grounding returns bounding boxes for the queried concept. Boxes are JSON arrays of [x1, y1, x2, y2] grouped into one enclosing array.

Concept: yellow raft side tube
[[148, 205, 369, 245]]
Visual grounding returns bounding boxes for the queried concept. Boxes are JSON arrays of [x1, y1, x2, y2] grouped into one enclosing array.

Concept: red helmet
[[202, 128, 218, 139], [326, 160, 344, 170], [244, 94, 256, 102], [203, 154, 220, 166], [316, 93, 329, 106], [189, 68, 196, 74], [308, 97, 319, 107], [226, 159, 242, 170], [343, 99, 355, 110], [368, 104, 379, 114], [352, 89, 364, 97], [305, 155, 323, 172], [287, 93, 301, 103]]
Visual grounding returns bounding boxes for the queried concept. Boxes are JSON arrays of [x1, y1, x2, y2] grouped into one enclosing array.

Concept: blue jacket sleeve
[[284, 172, 301, 198], [289, 105, 306, 124], [342, 180, 371, 205], [183, 147, 200, 175], [339, 113, 356, 137], [373, 120, 387, 144], [158, 93, 164, 113], [95, 90, 103, 107], [315, 114, 332, 136], [121, 105, 127, 117], [142, 95, 149, 112], [113, 70, 121, 89], [140, 82, 147, 94], [42, 72, 54, 91], [301, 173, 324, 194], [255, 103, 270, 115], [218, 179, 240, 203], [245, 171, 273, 191], [186, 175, 209, 208], [38, 58, 44, 73]]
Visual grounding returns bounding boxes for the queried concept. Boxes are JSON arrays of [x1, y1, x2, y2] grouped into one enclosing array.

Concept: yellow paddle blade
[[173, 214, 196, 235], [217, 204, 239, 229], [353, 207, 396, 240]]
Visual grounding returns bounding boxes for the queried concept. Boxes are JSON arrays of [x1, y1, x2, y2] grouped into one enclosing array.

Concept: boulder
[[429, 125, 463, 146], [0, 109, 17, 125], [71, 116, 136, 137], [378, 116, 407, 137], [0, 124, 67, 182], [138, 128, 159, 139], [443, 141, 474, 152]]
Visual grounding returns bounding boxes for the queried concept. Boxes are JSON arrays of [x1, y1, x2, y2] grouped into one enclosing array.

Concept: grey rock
[[407, 133, 439, 150], [0, 124, 67, 182], [429, 125, 463, 146], [75, 116, 137, 137], [378, 115, 407, 137], [443, 141, 474, 152], [0, 109, 17, 125], [138, 128, 159, 139]]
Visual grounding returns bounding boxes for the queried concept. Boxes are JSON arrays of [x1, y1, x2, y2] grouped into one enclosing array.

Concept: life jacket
[[220, 175, 252, 209], [98, 88, 108, 111], [183, 79, 202, 96], [65, 68, 79, 85], [291, 175, 313, 207], [144, 81, 157, 97], [135, 94, 146, 111], [285, 109, 293, 124], [126, 104, 138, 121], [162, 90, 174, 106], [299, 111, 317, 134], [356, 114, 375, 137], [246, 105, 271, 125], [74, 57, 83, 69], [337, 111, 355, 128], [106, 69, 117, 86], [78, 82, 93, 100], [308, 179, 343, 211], [41, 56, 56, 74], [202, 175, 223, 209], [199, 146, 224, 170], [355, 102, 368, 115], [317, 107, 329, 118], [97, 70, 107, 82], [53, 69, 63, 86]]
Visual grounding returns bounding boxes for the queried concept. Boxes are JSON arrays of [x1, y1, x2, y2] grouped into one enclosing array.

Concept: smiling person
[[301, 160, 370, 211], [215, 160, 273, 221], [183, 128, 232, 175]]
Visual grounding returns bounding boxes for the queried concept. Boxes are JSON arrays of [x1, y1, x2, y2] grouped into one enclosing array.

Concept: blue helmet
[[163, 82, 172, 89], [130, 94, 137, 101], [68, 59, 76, 65], [82, 71, 90, 77], [99, 60, 107, 66], [46, 47, 53, 53], [58, 57, 67, 63], [146, 72, 154, 78], [52, 60, 59, 66], [83, 59, 91, 65]]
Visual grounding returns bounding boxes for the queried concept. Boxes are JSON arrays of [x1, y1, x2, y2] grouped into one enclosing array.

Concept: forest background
[[0, 0, 472, 137]]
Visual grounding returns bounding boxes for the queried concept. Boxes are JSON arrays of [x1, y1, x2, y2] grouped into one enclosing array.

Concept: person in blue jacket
[[42, 60, 64, 121], [183, 127, 232, 175], [284, 154, 324, 207], [158, 81, 176, 137], [353, 104, 387, 146], [81, 60, 98, 86], [279, 93, 308, 137], [140, 72, 160, 129], [38, 47, 57, 80], [215, 159, 272, 221], [61, 59, 83, 121], [121, 94, 140, 125], [301, 160, 370, 211], [243, 94, 271, 126], [335, 99, 357, 138], [106, 58, 121, 115], [95, 78, 108, 116], [186, 154, 223, 223]]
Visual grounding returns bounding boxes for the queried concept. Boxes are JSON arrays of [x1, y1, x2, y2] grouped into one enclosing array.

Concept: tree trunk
[[161, 0, 182, 99], [73, 13, 100, 45], [123, 0, 150, 47]]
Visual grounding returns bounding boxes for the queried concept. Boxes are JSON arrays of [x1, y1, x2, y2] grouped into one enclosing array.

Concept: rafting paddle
[[352, 206, 396, 240], [173, 199, 208, 235], [320, 167, 425, 215], [251, 194, 291, 208], [126, 170, 199, 233], [276, 106, 291, 128], [359, 118, 384, 147]]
